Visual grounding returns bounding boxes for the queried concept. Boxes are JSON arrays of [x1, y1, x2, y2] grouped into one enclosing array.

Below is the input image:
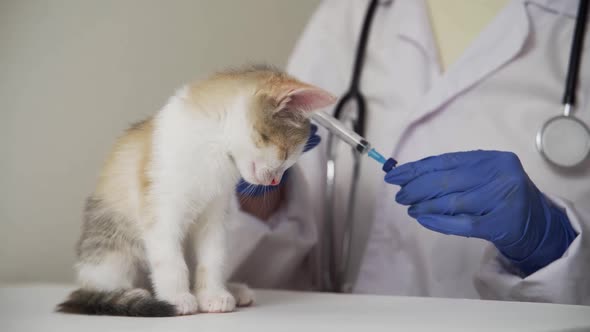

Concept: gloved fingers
[[395, 169, 484, 205], [302, 124, 321, 152], [385, 150, 490, 186], [310, 123, 318, 135], [416, 214, 483, 239], [406, 185, 498, 218], [303, 134, 321, 152]]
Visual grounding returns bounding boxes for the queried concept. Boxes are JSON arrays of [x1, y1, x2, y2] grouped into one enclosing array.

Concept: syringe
[[311, 111, 397, 172]]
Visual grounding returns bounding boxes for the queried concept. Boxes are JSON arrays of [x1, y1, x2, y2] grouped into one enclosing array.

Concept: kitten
[[57, 66, 336, 316]]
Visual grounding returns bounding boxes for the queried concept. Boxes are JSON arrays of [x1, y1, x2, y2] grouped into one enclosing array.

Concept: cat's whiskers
[[238, 183, 257, 205]]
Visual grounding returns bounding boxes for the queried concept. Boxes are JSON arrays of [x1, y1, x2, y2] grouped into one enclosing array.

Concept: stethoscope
[[320, 0, 589, 293], [321, 0, 380, 293], [537, 0, 589, 168]]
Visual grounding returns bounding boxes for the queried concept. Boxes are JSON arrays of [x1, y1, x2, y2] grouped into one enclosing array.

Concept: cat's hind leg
[[62, 252, 175, 317], [60, 197, 176, 316], [75, 197, 142, 292], [76, 252, 137, 292]]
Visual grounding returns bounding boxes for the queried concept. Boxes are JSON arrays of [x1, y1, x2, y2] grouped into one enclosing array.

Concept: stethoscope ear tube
[[561, 0, 588, 106]]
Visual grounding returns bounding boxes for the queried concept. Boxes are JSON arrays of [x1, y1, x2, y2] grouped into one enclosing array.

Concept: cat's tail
[[56, 288, 176, 317]]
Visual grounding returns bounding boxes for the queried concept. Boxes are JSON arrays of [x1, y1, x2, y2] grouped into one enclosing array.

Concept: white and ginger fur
[[57, 67, 336, 316]]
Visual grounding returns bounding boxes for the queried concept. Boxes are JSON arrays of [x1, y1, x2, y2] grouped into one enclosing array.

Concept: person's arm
[[384, 150, 590, 304], [385, 150, 576, 276], [475, 194, 589, 304]]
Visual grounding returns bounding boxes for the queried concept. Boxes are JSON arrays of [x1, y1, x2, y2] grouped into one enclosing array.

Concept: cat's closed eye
[[260, 133, 270, 143]]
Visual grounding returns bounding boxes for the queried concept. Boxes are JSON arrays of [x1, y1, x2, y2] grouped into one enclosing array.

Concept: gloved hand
[[384, 150, 577, 276], [236, 123, 321, 196]]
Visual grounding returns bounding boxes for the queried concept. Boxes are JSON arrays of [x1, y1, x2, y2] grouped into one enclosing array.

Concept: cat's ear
[[277, 87, 337, 114]]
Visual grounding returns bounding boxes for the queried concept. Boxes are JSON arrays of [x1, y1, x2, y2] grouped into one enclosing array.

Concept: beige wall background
[[0, 0, 320, 283]]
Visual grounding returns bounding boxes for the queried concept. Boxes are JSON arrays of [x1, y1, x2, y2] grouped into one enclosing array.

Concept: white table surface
[[1, 284, 590, 332]]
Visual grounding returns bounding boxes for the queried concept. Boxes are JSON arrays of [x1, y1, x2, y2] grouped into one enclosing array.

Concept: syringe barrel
[[311, 111, 371, 154]]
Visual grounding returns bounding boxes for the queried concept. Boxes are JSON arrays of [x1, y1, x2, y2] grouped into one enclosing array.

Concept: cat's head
[[229, 70, 336, 186]]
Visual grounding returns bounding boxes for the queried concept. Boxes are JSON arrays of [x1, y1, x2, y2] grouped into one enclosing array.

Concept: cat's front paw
[[227, 282, 255, 307], [163, 292, 199, 315], [197, 288, 236, 313]]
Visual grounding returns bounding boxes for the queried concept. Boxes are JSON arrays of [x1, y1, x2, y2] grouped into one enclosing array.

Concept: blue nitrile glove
[[236, 123, 321, 196], [384, 150, 577, 276]]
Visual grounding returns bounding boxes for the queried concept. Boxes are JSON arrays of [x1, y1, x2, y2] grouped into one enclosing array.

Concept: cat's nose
[[269, 171, 284, 186]]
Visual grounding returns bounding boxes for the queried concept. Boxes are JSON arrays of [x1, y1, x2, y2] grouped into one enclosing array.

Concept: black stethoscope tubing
[[322, 0, 380, 293], [563, 0, 588, 108]]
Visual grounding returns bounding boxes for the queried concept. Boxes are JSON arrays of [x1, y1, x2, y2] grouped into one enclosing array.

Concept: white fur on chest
[[149, 89, 240, 223]]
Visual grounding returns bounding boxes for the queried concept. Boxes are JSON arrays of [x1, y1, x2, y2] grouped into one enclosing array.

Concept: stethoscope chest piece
[[536, 112, 590, 167]]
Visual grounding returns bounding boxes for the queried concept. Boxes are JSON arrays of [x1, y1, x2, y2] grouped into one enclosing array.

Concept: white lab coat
[[227, 0, 590, 304]]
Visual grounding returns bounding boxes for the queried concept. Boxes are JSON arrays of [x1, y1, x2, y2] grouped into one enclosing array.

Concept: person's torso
[[288, 0, 590, 297]]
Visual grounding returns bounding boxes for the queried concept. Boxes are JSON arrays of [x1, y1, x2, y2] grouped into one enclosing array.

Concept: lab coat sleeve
[[475, 194, 590, 305]]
